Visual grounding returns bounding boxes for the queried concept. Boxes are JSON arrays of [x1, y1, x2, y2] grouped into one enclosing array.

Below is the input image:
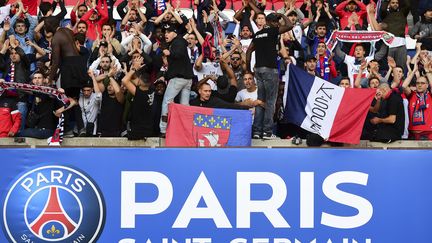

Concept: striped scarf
[[316, 56, 330, 81], [154, 0, 167, 16], [48, 113, 64, 146], [9, 63, 14, 83], [412, 92, 428, 126]]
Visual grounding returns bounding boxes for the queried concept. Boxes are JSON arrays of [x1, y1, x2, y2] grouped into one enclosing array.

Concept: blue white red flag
[[283, 65, 375, 144], [166, 103, 252, 147]]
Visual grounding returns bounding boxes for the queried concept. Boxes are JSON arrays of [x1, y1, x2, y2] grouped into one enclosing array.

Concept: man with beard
[[367, 0, 410, 69], [88, 52, 122, 82], [89, 69, 124, 137], [221, 37, 247, 89], [70, 2, 88, 26]]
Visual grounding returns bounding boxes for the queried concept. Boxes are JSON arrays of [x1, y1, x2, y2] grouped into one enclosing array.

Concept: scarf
[[48, 113, 64, 146], [412, 92, 428, 126], [9, 63, 14, 83], [202, 34, 215, 61], [326, 30, 396, 51], [154, 0, 167, 16], [212, 17, 223, 48], [0, 82, 70, 145], [316, 56, 330, 81], [190, 47, 198, 64]]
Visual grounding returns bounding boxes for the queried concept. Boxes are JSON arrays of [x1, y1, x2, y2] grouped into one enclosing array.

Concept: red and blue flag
[[166, 104, 252, 147]]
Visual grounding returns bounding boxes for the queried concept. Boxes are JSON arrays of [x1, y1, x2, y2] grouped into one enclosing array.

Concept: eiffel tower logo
[[29, 187, 78, 237]]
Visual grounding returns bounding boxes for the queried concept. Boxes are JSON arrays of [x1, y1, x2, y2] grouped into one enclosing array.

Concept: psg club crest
[[2, 166, 105, 242]]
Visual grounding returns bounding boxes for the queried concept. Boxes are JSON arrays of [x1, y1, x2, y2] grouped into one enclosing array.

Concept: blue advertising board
[[0, 148, 431, 243]]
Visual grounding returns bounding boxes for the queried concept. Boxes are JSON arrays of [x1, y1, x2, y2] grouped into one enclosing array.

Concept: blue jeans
[[17, 101, 28, 133], [18, 128, 53, 139], [159, 77, 192, 133], [253, 67, 279, 135]]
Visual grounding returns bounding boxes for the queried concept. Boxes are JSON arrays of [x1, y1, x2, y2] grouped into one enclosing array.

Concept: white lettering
[[71, 178, 85, 192], [21, 178, 33, 192], [121, 171, 173, 228], [118, 239, 136, 243], [50, 170, 63, 184], [321, 171, 373, 229], [237, 172, 290, 228], [173, 172, 232, 228], [300, 172, 314, 228], [36, 173, 49, 187]]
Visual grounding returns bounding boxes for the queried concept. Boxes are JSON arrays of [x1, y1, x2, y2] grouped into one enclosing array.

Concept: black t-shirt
[[377, 92, 405, 139], [212, 86, 238, 103], [190, 96, 248, 110], [252, 27, 279, 69], [129, 88, 154, 136], [99, 92, 124, 137], [152, 93, 164, 136], [31, 95, 62, 130]]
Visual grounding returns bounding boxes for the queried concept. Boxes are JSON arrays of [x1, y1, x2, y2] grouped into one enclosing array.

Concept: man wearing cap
[[159, 24, 194, 136], [246, 12, 293, 139], [335, 0, 367, 30]]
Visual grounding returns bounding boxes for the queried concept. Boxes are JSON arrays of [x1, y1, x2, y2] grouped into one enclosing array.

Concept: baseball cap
[[266, 13, 279, 22], [163, 24, 177, 33]]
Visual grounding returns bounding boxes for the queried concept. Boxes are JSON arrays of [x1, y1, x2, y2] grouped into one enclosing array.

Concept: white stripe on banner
[[300, 77, 345, 140]]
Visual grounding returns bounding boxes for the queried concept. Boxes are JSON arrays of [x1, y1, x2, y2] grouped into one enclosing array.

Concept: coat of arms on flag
[[193, 113, 231, 147], [166, 104, 252, 147]]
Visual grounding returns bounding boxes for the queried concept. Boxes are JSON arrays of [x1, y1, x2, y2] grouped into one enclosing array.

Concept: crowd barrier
[[1, 148, 431, 242]]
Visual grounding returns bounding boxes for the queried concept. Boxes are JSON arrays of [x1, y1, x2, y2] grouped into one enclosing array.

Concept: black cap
[[163, 24, 177, 33], [100, 41, 108, 47], [266, 13, 279, 22], [347, 0, 357, 4], [305, 55, 317, 62]]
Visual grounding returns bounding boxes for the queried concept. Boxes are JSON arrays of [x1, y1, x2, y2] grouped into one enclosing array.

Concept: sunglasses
[[231, 57, 240, 61]]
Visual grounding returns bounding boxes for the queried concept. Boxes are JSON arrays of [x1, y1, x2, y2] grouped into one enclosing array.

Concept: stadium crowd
[[0, 0, 432, 144]]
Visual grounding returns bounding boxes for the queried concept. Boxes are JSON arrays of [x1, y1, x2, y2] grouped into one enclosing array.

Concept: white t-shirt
[[79, 92, 102, 133], [194, 61, 223, 90], [241, 39, 256, 71], [344, 55, 374, 87], [235, 88, 258, 102], [236, 88, 258, 118]]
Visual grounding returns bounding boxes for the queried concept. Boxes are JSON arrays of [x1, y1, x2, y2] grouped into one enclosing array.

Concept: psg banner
[[2, 148, 432, 243]]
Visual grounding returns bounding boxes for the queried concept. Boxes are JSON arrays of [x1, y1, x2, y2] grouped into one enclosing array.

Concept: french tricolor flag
[[283, 65, 375, 144]]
